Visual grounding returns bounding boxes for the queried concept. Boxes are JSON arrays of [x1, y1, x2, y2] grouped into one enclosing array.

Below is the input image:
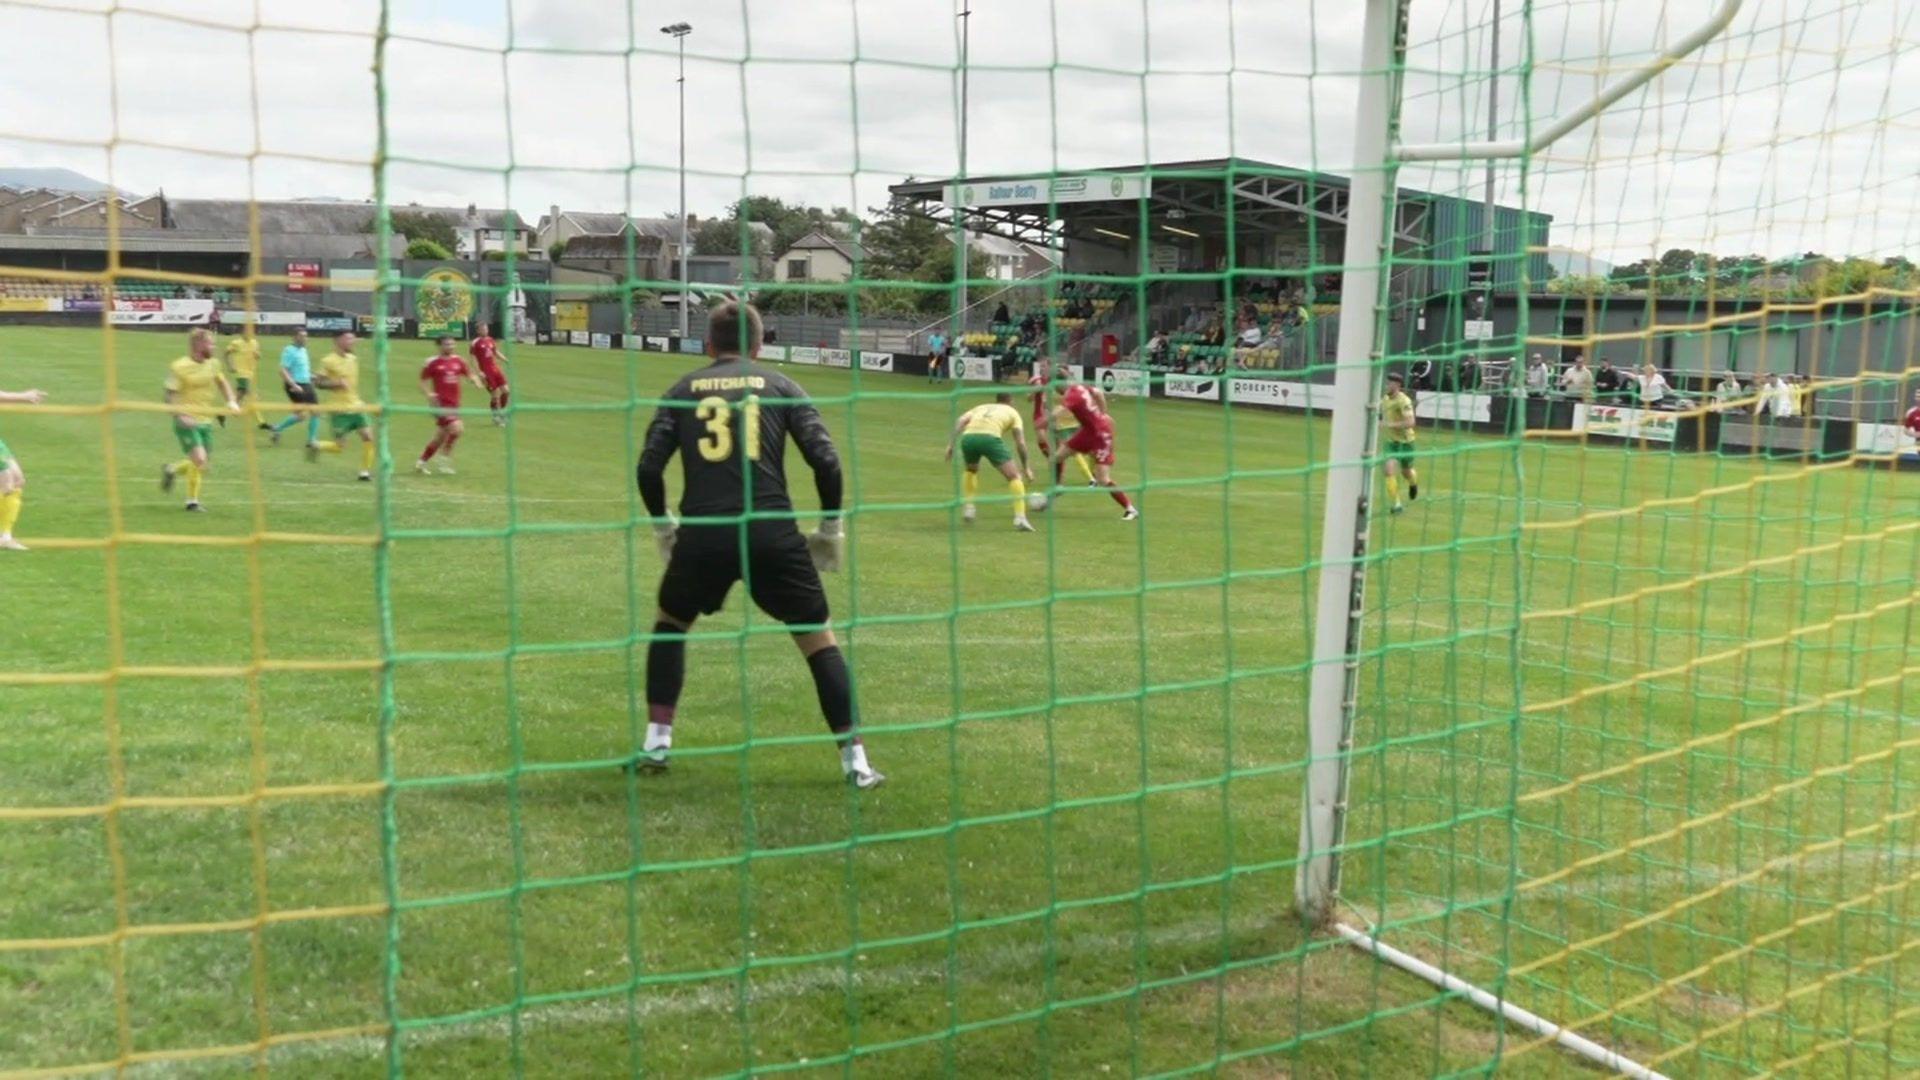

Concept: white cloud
[[0, 0, 1917, 262]]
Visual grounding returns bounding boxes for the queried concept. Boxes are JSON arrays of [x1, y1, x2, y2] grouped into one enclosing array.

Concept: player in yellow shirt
[[1379, 371, 1420, 515], [943, 392, 1035, 531], [161, 328, 240, 511], [0, 384, 49, 549], [222, 328, 267, 430], [307, 331, 376, 481]]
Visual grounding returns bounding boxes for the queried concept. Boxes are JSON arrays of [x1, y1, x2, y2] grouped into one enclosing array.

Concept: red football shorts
[[481, 366, 508, 391], [1065, 417, 1115, 466], [434, 411, 461, 429]]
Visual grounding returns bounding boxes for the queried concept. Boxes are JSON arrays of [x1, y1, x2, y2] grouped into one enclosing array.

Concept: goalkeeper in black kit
[[632, 300, 883, 788]]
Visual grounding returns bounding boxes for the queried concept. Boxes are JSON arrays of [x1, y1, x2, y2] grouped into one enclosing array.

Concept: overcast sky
[[2, 0, 1916, 264]]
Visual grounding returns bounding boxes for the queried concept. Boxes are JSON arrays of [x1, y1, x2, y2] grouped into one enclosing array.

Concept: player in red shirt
[[1028, 358, 1097, 488], [1051, 381, 1137, 519], [416, 335, 485, 474], [471, 321, 510, 424]]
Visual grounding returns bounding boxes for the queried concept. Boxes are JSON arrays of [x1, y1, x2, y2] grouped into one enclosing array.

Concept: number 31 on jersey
[[696, 395, 761, 462]]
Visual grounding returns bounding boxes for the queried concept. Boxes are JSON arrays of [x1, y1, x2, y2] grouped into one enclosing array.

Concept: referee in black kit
[[630, 300, 883, 789]]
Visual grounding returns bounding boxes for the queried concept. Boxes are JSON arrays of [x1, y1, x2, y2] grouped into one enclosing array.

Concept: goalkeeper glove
[[807, 518, 844, 573], [652, 516, 678, 564]]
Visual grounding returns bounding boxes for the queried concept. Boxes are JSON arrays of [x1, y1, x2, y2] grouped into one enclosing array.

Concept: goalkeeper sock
[[806, 645, 857, 743], [361, 440, 376, 472], [0, 490, 20, 536], [1385, 474, 1401, 504], [1008, 476, 1028, 520], [644, 620, 685, 750], [962, 470, 979, 506]]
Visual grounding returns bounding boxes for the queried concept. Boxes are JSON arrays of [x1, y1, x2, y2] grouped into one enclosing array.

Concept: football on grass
[[1027, 493, 1050, 512]]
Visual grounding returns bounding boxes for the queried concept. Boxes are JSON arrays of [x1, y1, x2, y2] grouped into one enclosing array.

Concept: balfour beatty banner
[[945, 173, 1149, 208]]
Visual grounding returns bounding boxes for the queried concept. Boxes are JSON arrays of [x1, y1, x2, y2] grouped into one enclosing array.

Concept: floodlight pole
[[663, 22, 693, 338]]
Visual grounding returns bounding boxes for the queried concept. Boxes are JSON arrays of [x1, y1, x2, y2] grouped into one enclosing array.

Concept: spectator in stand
[[1181, 305, 1205, 333], [1238, 322, 1263, 348], [992, 300, 1010, 325], [1713, 370, 1743, 408], [1756, 372, 1795, 420], [1202, 316, 1225, 348], [1144, 330, 1169, 367], [1794, 373, 1815, 416], [1593, 360, 1625, 402], [1524, 352, 1551, 396], [1558, 354, 1594, 401], [1638, 363, 1672, 409]]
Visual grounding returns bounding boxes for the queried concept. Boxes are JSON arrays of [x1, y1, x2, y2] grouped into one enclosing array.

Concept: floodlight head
[[661, 22, 692, 37]]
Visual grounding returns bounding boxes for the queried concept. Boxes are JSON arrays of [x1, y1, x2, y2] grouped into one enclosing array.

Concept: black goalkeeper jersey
[[636, 357, 842, 523]]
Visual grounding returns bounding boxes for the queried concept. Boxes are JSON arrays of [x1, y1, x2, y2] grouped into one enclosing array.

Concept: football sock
[[361, 440, 376, 472], [1407, 470, 1419, 500], [1008, 477, 1027, 520], [807, 645, 857, 741], [184, 463, 203, 502], [1106, 482, 1133, 510], [0, 490, 21, 535], [644, 620, 686, 747], [1053, 460, 1064, 485], [313, 440, 340, 452], [1072, 454, 1096, 484], [1385, 474, 1401, 503], [306, 414, 321, 443], [441, 431, 459, 456], [962, 471, 979, 505], [271, 413, 301, 433], [419, 434, 442, 462]]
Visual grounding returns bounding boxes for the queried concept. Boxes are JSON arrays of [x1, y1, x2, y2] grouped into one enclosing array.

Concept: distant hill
[[1547, 248, 1614, 279], [0, 167, 125, 195]]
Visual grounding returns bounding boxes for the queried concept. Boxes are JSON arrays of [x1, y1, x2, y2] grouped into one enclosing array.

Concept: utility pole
[[954, 0, 972, 339], [662, 21, 693, 337]]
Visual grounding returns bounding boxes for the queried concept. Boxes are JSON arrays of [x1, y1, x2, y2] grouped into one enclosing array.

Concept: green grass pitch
[[3, 325, 1919, 1077]]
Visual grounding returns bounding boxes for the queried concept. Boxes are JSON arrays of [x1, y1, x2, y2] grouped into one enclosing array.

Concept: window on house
[[788, 258, 809, 280]]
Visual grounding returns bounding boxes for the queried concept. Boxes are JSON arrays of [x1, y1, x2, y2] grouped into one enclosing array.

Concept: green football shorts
[[961, 432, 1012, 468]]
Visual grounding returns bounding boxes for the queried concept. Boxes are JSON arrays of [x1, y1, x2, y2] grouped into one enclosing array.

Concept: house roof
[[545, 210, 774, 247], [166, 199, 528, 236], [780, 228, 862, 262], [560, 233, 666, 259]]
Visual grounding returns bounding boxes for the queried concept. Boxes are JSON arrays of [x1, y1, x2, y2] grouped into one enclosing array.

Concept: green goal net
[[3, 1, 1920, 1078]]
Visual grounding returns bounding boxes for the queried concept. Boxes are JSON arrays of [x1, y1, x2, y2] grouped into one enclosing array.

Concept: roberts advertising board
[[1228, 378, 1331, 412]]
